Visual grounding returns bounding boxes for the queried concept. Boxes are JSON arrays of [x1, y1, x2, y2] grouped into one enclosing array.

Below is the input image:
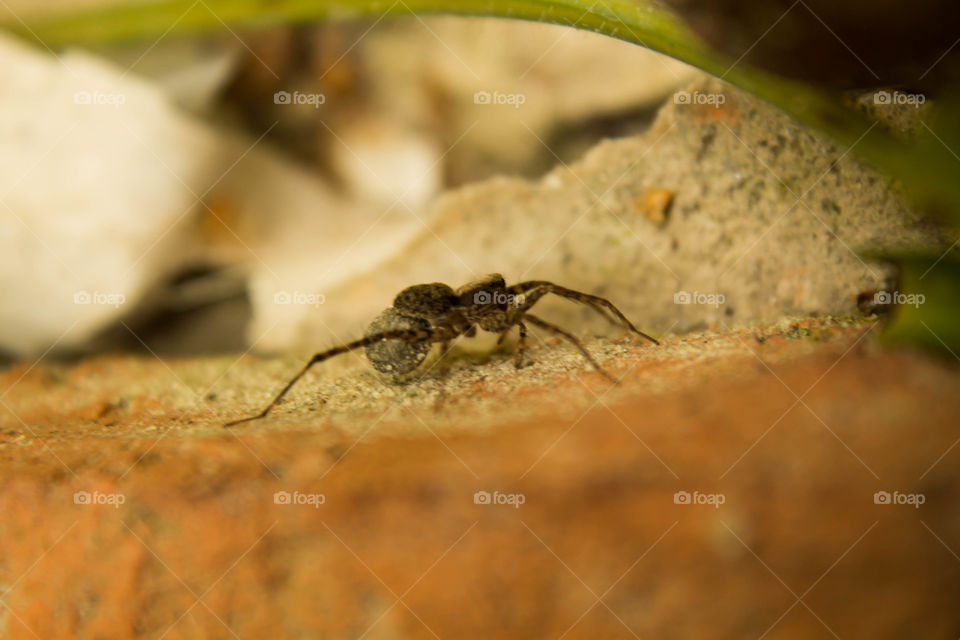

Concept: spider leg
[[494, 323, 528, 368], [433, 340, 452, 411], [514, 320, 528, 369], [224, 327, 446, 427], [523, 313, 618, 384], [511, 281, 659, 345], [510, 281, 620, 326]]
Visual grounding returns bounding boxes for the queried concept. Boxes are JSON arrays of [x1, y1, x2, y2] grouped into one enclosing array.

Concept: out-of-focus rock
[[329, 115, 443, 212], [0, 32, 418, 357], [204, 142, 422, 354], [92, 38, 240, 113], [352, 16, 698, 184], [0, 33, 224, 357], [226, 17, 696, 192]]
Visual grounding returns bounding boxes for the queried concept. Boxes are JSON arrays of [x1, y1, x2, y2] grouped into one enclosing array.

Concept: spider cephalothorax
[[225, 274, 658, 427]]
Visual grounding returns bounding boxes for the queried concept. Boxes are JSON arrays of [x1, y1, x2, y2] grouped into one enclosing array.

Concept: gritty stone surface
[[1, 316, 867, 441], [0, 318, 958, 638]]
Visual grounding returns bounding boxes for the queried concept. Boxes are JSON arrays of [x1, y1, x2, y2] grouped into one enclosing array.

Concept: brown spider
[[224, 274, 658, 427]]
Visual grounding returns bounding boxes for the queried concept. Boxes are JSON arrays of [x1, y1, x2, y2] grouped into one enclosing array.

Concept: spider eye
[[365, 307, 432, 375]]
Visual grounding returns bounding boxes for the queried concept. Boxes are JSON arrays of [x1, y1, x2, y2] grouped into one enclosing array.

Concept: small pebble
[[634, 187, 674, 225]]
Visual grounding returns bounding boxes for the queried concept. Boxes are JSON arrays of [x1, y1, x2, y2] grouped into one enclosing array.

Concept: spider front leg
[[495, 322, 529, 369], [514, 321, 528, 369], [510, 281, 659, 345], [433, 339, 453, 411], [523, 313, 618, 384], [224, 327, 445, 428]]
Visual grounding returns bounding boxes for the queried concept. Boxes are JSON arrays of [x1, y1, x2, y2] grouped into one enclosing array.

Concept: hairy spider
[[224, 274, 658, 427]]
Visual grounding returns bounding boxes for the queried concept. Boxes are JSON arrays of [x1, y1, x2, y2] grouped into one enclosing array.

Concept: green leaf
[[879, 253, 960, 357]]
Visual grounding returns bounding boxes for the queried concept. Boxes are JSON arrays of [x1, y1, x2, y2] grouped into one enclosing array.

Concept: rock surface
[[276, 77, 946, 355], [1, 317, 958, 638]]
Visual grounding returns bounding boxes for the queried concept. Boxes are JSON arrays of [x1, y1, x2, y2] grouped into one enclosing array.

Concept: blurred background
[[2, 1, 955, 365], [0, 10, 695, 362]]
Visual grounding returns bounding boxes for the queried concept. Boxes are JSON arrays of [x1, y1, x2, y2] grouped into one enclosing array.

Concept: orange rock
[[634, 187, 674, 225], [0, 326, 957, 637]]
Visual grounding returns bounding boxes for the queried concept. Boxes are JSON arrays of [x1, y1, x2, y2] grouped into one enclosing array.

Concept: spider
[[224, 274, 658, 427]]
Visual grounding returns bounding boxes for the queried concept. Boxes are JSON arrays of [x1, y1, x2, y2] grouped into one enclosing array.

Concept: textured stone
[[0, 318, 957, 638]]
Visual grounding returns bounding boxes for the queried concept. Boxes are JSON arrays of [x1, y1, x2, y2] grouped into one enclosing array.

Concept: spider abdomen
[[393, 283, 457, 320], [364, 307, 432, 375]]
